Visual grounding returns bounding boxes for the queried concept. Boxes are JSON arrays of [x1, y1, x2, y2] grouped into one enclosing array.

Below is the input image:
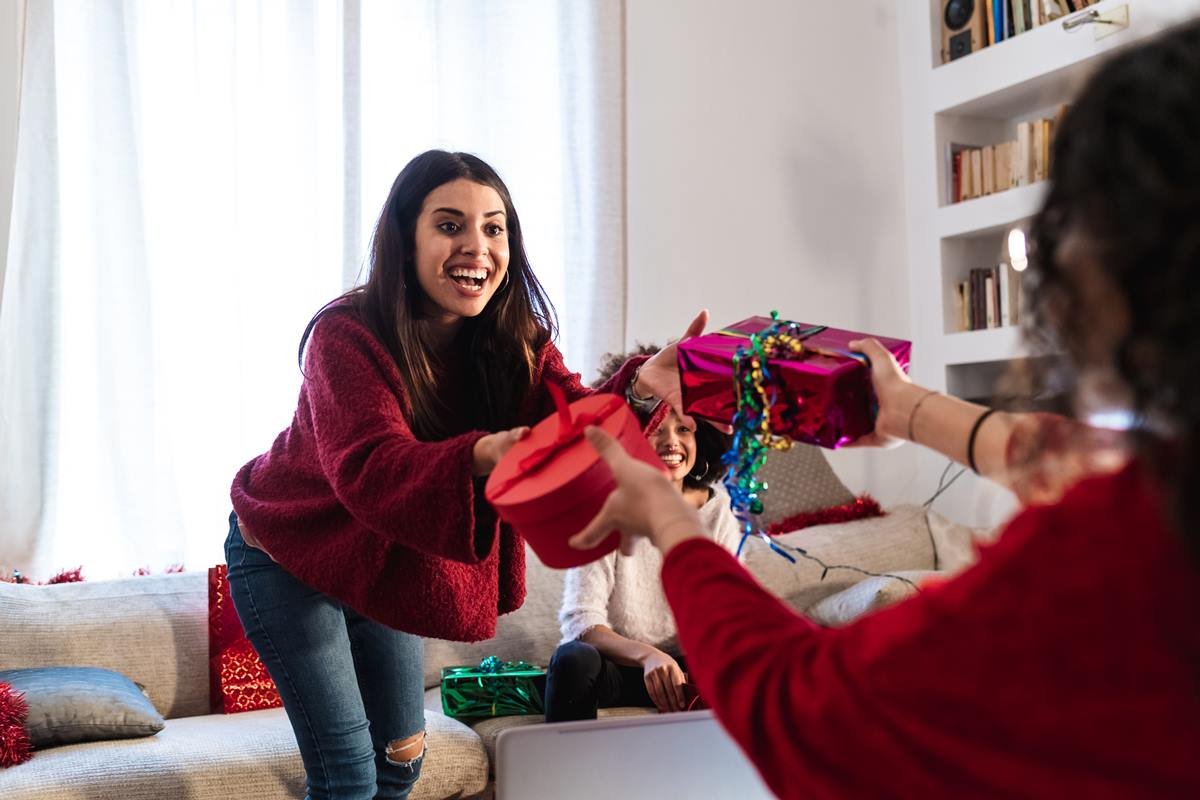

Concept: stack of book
[[949, 106, 1066, 204], [983, 0, 1100, 47], [955, 264, 1023, 332]]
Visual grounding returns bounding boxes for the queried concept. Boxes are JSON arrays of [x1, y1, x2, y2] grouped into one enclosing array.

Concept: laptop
[[494, 710, 776, 799]]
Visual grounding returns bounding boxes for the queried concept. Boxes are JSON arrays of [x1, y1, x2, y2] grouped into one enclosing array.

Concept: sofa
[[0, 500, 988, 800]]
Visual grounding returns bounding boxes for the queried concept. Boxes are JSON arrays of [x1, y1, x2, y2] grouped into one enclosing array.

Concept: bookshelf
[[898, 0, 1199, 528]]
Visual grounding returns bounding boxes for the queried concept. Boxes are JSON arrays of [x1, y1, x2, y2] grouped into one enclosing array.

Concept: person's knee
[[547, 642, 600, 690], [385, 730, 425, 767], [550, 640, 599, 675]]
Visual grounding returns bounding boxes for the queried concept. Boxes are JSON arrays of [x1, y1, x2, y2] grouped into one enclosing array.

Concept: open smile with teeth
[[448, 266, 490, 293], [658, 449, 687, 469]]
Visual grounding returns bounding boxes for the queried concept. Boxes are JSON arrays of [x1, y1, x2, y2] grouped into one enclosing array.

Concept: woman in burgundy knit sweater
[[225, 150, 702, 799], [570, 22, 1200, 799]]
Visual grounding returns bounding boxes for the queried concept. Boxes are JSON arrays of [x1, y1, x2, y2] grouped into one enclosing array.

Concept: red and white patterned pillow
[[207, 565, 282, 714]]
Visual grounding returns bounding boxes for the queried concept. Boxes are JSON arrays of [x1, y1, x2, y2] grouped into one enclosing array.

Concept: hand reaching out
[[633, 310, 709, 420], [472, 426, 530, 476], [847, 338, 917, 449]]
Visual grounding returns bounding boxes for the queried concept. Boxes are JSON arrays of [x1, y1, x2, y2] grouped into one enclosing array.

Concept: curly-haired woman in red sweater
[[225, 150, 703, 800], [570, 21, 1200, 799]]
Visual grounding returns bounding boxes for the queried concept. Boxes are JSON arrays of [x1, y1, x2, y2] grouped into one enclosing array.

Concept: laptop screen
[[495, 710, 775, 799]]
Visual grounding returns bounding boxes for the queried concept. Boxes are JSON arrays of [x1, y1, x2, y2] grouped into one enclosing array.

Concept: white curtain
[[0, 0, 625, 580]]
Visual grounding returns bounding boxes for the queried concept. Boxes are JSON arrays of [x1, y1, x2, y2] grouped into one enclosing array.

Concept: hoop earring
[[498, 271, 511, 292], [690, 460, 710, 479]]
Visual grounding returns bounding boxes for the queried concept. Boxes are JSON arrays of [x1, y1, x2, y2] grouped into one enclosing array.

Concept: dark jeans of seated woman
[[543, 639, 689, 722]]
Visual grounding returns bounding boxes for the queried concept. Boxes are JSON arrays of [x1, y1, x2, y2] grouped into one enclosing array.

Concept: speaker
[[941, 0, 987, 63]]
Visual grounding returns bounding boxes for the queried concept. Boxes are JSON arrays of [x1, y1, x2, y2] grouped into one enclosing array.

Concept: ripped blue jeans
[[225, 513, 425, 800]]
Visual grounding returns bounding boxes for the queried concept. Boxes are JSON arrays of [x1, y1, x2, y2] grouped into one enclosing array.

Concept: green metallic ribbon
[[440, 656, 546, 719]]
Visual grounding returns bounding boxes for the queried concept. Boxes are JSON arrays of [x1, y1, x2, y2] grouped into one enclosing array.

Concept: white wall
[[0, 0, 20, 304], [624, 0, 921, 503]]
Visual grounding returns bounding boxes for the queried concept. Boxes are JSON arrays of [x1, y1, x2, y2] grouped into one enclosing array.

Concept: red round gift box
[[485, 391, 664, 569]]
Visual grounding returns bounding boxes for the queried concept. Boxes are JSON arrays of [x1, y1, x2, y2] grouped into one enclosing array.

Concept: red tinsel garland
[[0, 682, 32, 768], [2, 565, 186, 584], [763, 495, 885, 537], [44, 567, 85, 585]]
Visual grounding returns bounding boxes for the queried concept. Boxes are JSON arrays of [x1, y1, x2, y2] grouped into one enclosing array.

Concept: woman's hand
[[568, 426, 702, 556], [640, 649, 688, 712], [848, 338, 925, 448], [471, 426, 530, 476], [634, 309, 709, 419]]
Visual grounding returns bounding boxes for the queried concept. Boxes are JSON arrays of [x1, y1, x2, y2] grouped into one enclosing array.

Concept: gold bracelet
[[907, 390, 939, 444]]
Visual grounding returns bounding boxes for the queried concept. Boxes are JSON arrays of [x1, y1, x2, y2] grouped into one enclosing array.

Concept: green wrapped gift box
[[440, 656, 546, 719]]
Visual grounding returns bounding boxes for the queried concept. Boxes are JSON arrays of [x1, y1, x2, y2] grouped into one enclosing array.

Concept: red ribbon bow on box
[[488, 382, 623, 498]]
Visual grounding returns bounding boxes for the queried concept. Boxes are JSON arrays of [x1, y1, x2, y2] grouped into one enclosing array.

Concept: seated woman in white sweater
[[543, 406, 740, 721]]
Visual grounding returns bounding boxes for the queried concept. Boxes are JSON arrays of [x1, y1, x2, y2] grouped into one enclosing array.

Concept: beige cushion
[[743, 504, 936, 611], [422, 688, 654, 768], [805, 570, 939, 627], [423, 545, 565, 689], [0, 706, 487, 800], [756, 444, 855, 524], [924, 508, 1000, 573], [0, 572, 209, 719]]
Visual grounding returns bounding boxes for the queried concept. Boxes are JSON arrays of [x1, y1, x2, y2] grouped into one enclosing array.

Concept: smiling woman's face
[[650, 411, 697, 491], [412, 178, 510, 324]]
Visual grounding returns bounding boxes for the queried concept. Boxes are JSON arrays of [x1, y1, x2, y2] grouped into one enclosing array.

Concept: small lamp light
[[1007, 228, 1028, 272]]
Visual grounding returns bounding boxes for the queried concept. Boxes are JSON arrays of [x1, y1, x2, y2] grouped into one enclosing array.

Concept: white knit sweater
[[558, 485, 743, 652]]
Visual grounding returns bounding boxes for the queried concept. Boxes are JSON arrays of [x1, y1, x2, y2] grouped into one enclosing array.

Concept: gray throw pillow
[[757, 444, 855, 524], [0, 666, 165, 746]]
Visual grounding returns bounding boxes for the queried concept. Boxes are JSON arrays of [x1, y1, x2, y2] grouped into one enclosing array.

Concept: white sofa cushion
[[0, 572, 209, 719], [741, 504, 936, 611], [804, 570, 940, 627], [0, 706, 488, 800]]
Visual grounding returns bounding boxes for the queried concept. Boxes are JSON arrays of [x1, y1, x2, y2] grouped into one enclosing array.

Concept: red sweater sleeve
[[533, 344, 666, 426], [302, 311, 493, 563], [661, 467, 1200, 798]]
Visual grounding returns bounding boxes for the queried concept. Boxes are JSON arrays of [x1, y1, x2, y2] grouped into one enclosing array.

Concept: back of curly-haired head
[[1028, 19, 1200, 557]]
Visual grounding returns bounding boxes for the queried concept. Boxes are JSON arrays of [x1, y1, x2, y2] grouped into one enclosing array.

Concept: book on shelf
[[982, 144, 996, 195], [943, 0, 1100, 66], [955, 264, 1023, 332], [946, 109, 1066, 204], [1013, 0, 1027, 35]]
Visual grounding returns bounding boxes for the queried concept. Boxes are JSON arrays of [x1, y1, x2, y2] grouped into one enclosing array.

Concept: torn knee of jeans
[[385, 731, 425, 767]]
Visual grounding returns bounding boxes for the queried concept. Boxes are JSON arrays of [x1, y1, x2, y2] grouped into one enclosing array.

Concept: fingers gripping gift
[[485, 382, 665, 568]]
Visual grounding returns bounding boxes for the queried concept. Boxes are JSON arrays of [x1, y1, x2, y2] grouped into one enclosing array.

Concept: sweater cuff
[[559, 611, 609, 646], [594, 354, 666, 429]]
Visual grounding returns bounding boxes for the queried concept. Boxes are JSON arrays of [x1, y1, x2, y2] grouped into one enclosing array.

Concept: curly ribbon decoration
[[488, 381, 623, 498], [476, 655, 539, 674], [722, 312, 828, 562]]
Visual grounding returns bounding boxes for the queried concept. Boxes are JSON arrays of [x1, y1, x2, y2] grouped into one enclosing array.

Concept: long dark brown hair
[[300, 150, 558, 439], [1026, 19, 1200, 555]]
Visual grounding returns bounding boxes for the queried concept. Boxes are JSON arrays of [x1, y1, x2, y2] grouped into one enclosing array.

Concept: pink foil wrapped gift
[[678, 316, 911, 449]]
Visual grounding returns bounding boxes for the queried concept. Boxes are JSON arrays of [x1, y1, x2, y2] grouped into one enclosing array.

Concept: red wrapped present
[[678, 316, 911, 449], [207, 565, 282, 714], [486, 383, 664, 568]]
